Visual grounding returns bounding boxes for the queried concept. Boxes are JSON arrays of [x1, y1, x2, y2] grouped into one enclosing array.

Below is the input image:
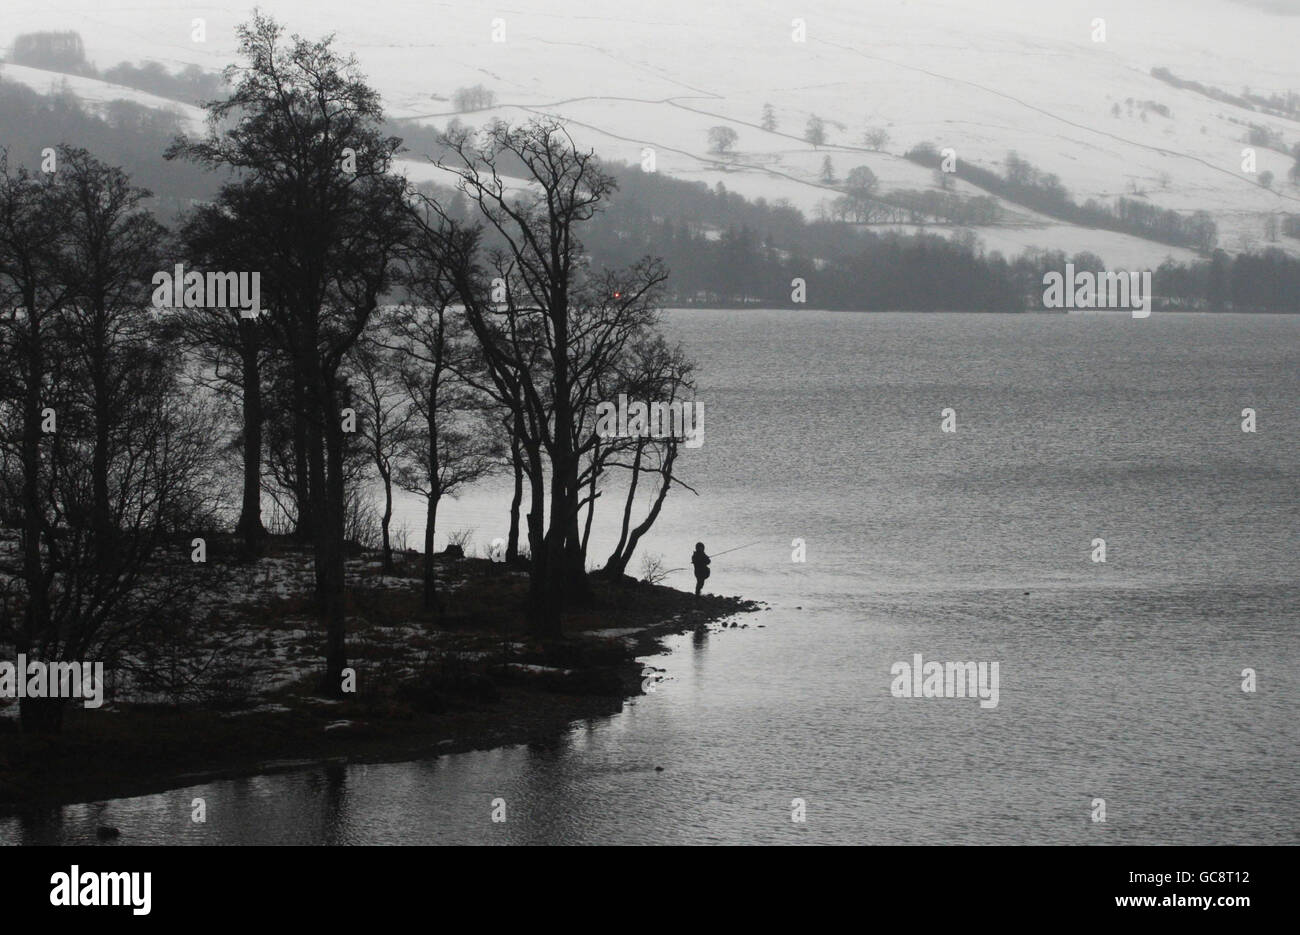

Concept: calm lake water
[[4, 310, 1298, 844]]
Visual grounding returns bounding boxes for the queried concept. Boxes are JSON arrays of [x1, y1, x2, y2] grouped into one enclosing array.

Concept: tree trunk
[[380, 466, 394, 574], [565, 500, 590, 604], [301, 331, 347, 697], [606, 444, 676, 579], [422, 495, 440, 612], [580, 449, 596, 558], [604, 442, 643, 576], [319, 400, 348, 697], [236, 324, 267, 556], [524, 443, 557, 637], [546, 293, 580, 627], [540, 452, 571, 636], [291, 370, 313, 541], [506, 432, 523, 563]]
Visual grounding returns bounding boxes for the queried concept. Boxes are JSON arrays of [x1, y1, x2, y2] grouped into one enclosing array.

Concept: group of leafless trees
[[451, 84, 497, 113], [0, 146, 223, 731], [0, 15, 697, 732]]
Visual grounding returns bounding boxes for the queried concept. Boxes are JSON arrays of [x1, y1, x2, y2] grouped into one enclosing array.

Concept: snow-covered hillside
[[0, 61, 205, 131], [2, 0, 1298, 266]]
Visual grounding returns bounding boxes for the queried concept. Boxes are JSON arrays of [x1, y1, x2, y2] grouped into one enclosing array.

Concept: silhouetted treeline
[[0, 144, 224, 732], [2, 16, 699, 735]]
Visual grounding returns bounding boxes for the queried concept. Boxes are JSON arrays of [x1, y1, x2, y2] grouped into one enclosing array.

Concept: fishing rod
[[712, 540, 763, 557], [662, 540, 764, 573]]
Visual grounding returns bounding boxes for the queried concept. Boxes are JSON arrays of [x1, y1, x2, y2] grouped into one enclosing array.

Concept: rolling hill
[[2, 0, 1298, 267]]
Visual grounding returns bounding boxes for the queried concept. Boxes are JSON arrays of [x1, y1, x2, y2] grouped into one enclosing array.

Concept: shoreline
[[0, 547, 762, 814]]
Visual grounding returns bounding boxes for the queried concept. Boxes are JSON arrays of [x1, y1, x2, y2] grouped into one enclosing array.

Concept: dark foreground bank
[[0, 541, 761, 811]]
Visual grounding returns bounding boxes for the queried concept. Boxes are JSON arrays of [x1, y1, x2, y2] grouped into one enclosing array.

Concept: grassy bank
[[0, 540, 761, 810]]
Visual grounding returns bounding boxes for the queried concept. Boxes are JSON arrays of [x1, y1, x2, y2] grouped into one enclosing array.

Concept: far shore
[[0, 539, 762, 813]]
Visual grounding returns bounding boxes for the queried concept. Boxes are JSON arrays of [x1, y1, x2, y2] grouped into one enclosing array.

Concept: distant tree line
[[451, 84, 496, 112], [827, 185, 1001, 227], [5, 30, 228, 105], [1151, 66, 1300, 122], [1152, 248, 1300, 312], [0, 76, 219, 222], [101, 61, 228, 105], [904, 144, 1219, 252], [4, 31, 93, 75], [5, 57, 1295, 317], [583, 171, 1300, 311]]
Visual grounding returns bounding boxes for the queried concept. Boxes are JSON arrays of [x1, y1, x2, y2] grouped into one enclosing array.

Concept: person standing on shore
[[692, 542, 711, 596]]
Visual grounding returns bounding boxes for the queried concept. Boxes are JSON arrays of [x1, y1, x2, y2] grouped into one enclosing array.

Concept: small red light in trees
[[613, 292, 621, 298]]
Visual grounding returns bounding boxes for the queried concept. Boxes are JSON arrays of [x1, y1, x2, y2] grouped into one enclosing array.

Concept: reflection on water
[[2, 312, 1297, 845], [5, 583, 1296, 846]]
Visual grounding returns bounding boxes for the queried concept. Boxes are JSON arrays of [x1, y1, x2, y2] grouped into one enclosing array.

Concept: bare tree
[[170, 184, 278, 557], [168, 13, 412, 694], [421, 118, 670, 636], [348, 336, 415, 574], [381, 280, 498, 610], [0, 151, 70, 732], [598, 335, 698, 578], [452, 84, 496, 113], [0, 149, 224, 733], [863, 127, 890, 151], [55, 147, 170, 565]]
